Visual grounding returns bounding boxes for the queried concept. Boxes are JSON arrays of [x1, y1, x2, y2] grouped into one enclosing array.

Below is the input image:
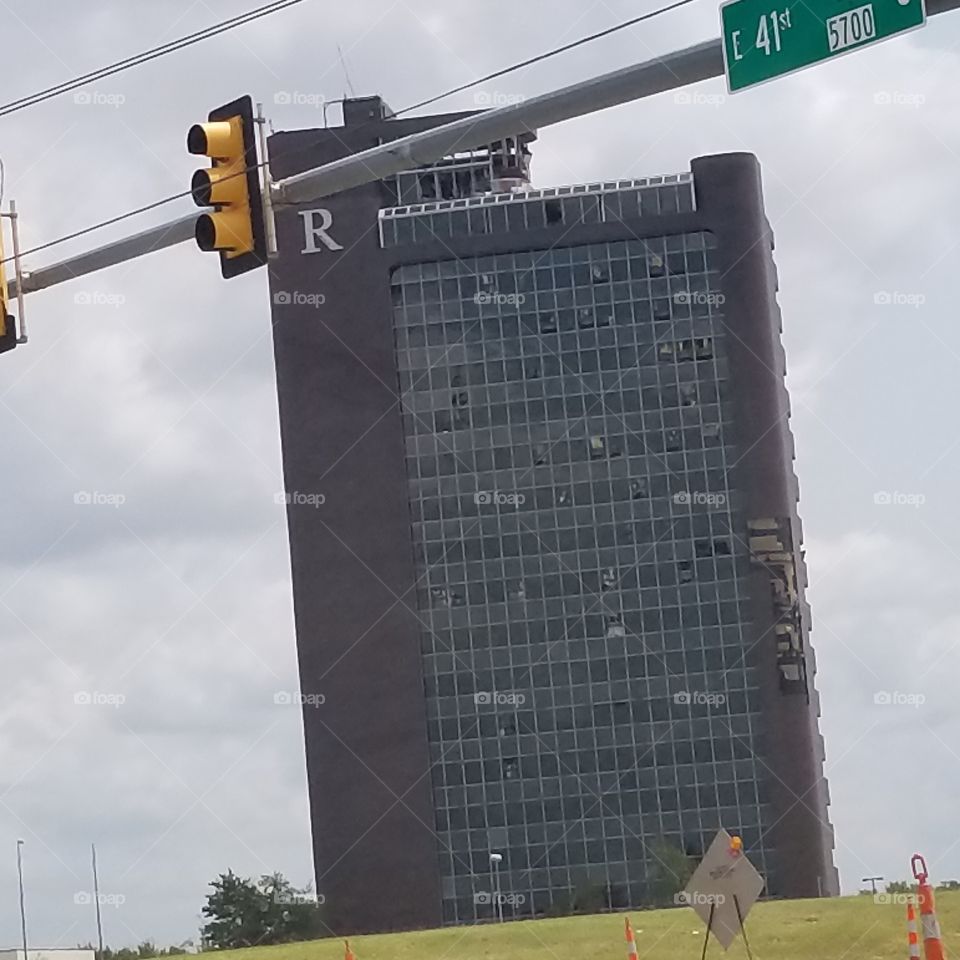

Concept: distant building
[[268, 96, 838, 933], [0, 951, 95, 960]]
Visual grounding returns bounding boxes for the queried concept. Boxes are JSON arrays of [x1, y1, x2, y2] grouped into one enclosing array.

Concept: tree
[[571, 877, 607, 914], [257, 872, 326, 943], [648, 837, 696, 906], [201, 871, 267, 949], [886, 880, 913, 894], [201, 870, 326, 950], [78, 943, 187, 960]]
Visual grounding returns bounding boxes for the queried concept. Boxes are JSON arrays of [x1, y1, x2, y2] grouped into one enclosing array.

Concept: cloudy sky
[[1, 0, 959, 948]]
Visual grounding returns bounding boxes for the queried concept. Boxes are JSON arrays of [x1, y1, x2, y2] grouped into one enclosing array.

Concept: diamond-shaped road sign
[[682, 829, 766, 950]]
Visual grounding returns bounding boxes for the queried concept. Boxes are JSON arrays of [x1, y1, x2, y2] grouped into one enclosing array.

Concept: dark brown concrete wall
[[266, 122, 444, 933], [691, 152, 837, 897]]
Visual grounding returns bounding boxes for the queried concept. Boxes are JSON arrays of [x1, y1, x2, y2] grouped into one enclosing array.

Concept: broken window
[[435, 411, 453, 433], [556, 488, 572, 506], [419, 173, 437, 199], [589, 436, 607, 459], [577, 307, 596, 328], [658, 342, 675, 362], [539, 313, 558, 333], [678, 562, 694, 584], [665, 430, 682, 452], [545, 199, 564, 225], [526, 360, 541, 379], [630, 479, 649, 499], [778, 653, 807, 695], [713, 538, 732, 556], [591, 264, 610, 283], [507, 581, 526, 601], [776, 624, 800, 655], [648, 253, 665, 277], [676, 340, 694, 362], [695, 540, 713, 559], [499, 717, 517, 736], [703, 423, 721, 440], [503, 758, 519, 779], [430, 587, 464, 608], [695, 337, 714, 360], [602, 568, 618, 591], [680, 384, 698, 407], [439, 173, 456, 200], [606, 615, 626, 638], [452, 391, 469, 408], [533, 443, 549, 466], [455, 170, 473, 198]]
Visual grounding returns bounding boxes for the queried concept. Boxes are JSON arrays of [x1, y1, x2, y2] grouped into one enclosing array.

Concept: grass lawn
[[212, 891, 960, 960]]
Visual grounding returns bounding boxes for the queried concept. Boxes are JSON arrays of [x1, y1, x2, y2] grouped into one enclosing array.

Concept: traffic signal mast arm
[[268, 37, 720, 206], [9, 213, 196, 297], [8, 0, 960, 300]]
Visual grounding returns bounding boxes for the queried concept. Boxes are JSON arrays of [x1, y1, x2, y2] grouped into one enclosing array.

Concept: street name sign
[[721, 0, 927, 92]]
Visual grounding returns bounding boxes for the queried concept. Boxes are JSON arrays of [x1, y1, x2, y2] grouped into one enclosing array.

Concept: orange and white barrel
[[908, 901, 922, 960], [912, 854, 947, 960]]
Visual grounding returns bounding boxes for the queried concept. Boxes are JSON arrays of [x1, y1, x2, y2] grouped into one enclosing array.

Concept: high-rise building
[[267, 96, 838, 934]]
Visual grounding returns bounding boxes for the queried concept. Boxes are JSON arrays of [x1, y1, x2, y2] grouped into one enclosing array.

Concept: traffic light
[[0, 224, 17, 354], [188, 95, 267, 279]]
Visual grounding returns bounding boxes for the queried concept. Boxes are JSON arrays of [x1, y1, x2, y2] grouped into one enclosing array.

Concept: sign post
[[721, 0, 926, 91]]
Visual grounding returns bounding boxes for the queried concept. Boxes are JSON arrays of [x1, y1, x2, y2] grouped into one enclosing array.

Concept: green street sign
[[721, 0, 926, 92]]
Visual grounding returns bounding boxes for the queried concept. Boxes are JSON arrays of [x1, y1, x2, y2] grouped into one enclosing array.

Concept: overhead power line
[[394, 0, 701, 118], [0, 0, 308, 120], [8, 0, 699, 264], [14, 190, 198, 260]]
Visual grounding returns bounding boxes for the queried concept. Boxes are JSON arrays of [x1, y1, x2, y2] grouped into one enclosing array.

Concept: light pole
[[92, 844, 105, 959], [16, 840, 28, 960], [489, 853, 504, 923], [863, 875, 884, 895]]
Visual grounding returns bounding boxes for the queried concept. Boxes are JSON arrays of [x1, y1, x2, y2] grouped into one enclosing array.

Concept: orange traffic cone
[[908, 902, 922, 960], [344, 940, 355, 960], [625, 917, 638, 960], [912, 854, 947, 960]]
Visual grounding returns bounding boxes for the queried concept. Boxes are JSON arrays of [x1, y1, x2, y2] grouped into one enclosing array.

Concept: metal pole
[[9, 201, 27, 342], [16, 840, 28, 960], [9, 213, 197, 299], [862, 875, 883, 895], [489, 853, 504, 922], [272, 38, 722, 207], [92, 844, 105, 959], [255, 102, 279, 259]]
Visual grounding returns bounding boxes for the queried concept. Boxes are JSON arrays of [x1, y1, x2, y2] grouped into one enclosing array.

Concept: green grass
[[215, 892, 960, 960]]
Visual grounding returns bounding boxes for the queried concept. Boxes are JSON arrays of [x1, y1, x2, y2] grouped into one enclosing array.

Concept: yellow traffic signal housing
[[188, 95, 266, 279], [0, 222, 17, 354]]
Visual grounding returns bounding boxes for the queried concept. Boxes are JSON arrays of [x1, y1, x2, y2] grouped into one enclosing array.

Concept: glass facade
[[389, 202, 773, 922]]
